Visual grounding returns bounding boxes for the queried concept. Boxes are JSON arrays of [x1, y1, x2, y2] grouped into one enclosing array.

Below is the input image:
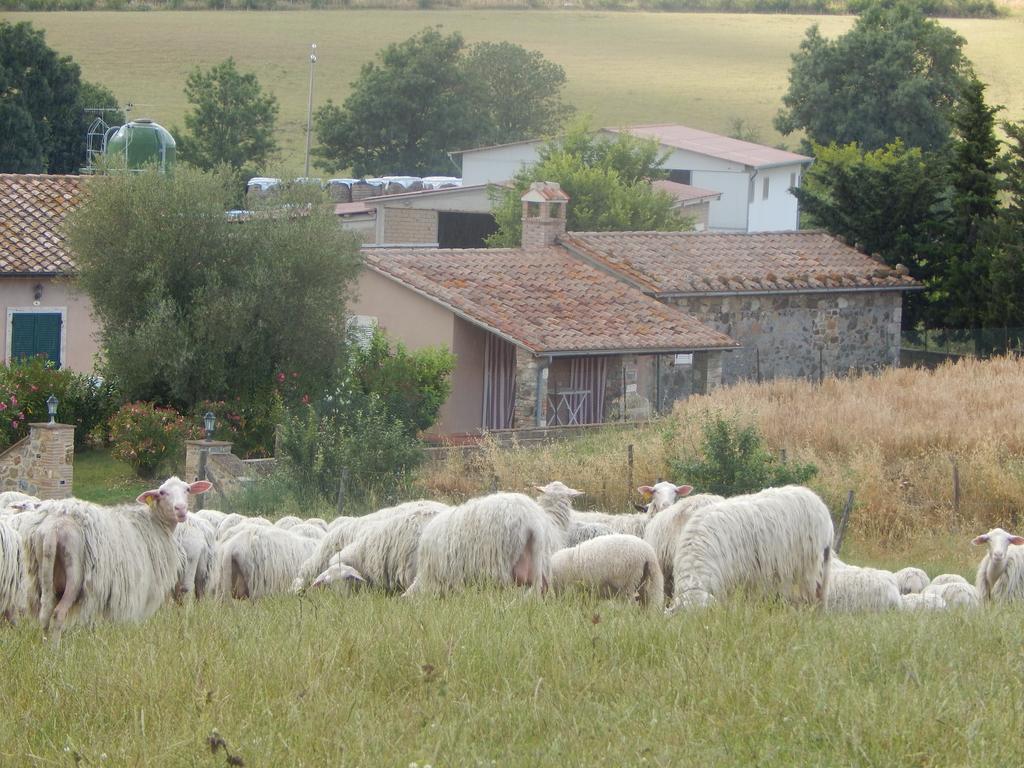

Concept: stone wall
[[184, 439, 235, 511], [0, 423, 75, 498], [380, 207, 438, 244], [513, 348, 548, 428], [663, 291, 903, 384]]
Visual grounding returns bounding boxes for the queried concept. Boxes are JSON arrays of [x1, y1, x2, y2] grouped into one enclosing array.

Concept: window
[[762, 176, 770, 200], [668, 170, 692, 185], [347, 315, 377, 350], [9, 312, 62, 367]]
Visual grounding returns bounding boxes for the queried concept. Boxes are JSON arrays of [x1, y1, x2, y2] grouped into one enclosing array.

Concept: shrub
[[191, 394, 280, 459], [108, 402, 198, 479], [668, 412, 817, 497], [0, 358, 120, 451]]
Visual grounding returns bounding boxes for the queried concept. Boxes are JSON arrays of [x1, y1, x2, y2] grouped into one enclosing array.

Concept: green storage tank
[[105, 118, 176, 173]]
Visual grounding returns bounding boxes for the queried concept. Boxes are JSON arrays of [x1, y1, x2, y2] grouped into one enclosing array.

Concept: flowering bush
[[191, 396, 280, 459], [0, 357, 120, 451], [108, 402, 199, 478]]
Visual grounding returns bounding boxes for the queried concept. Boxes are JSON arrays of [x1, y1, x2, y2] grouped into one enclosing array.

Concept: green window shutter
[[10, 313, 62, 368]]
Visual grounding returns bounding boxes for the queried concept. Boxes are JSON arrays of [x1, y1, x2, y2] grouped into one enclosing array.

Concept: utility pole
[[304, 43, 318, 179]]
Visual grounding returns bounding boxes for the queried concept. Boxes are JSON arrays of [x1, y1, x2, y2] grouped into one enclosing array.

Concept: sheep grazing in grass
[[309, 560, 367, 593], [172, 514, 216, 602], [644, 493, 725, 599], [574, 481, 692, 538], [550, 534, 664, 610], [894, 567, 930, 595], [899, 592, 947, 611], [923, 580, 980, 609], [329, 504, 445, 593], [22, 477, 212, 640], [0, 518, 25, 621], [564, 520, 614, 548], [826, 559, 900, 613], [405, 492, 563, 596], [667, 486, 833, 612], [212, 525, 318, 600], [973, 527, 1024, 603], [293, 500, 450, 592]]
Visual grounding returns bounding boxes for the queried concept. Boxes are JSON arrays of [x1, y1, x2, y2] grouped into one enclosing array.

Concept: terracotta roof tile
[[362, 247, 738, 355], [651, 179, 721, 203], [0, 174, 84, 275], [561, 231, 920, 295]]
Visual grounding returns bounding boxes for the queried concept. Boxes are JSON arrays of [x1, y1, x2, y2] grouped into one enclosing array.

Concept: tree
[[987, 121, 1024, 331], [793, 140, 942, 326], [313, 27, 480, 176], [775, 0, 969, 152], [462, 41, 574, 147], [0, 21, 121, 174], [65, 166, 362, 410], [177, 58, 279, 177], [487, 125, 691, 247]]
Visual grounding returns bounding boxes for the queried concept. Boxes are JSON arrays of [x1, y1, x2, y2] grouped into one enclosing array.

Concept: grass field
[[4, 10, 1023, 175]]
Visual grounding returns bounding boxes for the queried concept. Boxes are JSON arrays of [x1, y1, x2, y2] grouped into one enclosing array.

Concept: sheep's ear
[[675, 485, 693, 497], [1010, 536, 1024, 546], [136, 490, 160, 506], [972, 534, 989, 545], [346, 571, 366, 584], [534, 485, 546, 493], [188, 481, 213, 495], [568, 487, 584, 497], [637, 486, 654, 497]]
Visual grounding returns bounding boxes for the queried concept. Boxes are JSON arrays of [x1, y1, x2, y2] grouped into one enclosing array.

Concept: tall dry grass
[[417, 357, 1024, 548]]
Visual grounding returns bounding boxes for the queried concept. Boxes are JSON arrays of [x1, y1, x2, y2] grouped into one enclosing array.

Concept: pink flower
[[276, 372, 286, 383], [18, 413, 25, 421], [30, 385, 38, 392], [10, 420, 17, 429], [0, 403, 6, 411], [291, 372, 299, 379], [301, 394, 310, 405], [10, 396, 16, 406]]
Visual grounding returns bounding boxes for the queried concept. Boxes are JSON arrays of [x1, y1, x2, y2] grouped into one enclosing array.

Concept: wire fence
[[901, 327, 1024, 359]]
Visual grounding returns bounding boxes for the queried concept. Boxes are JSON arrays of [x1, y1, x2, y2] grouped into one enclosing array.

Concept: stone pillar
[[27, 423, 75, 500], [693, 351, 724, 395], [184, 439, 233, 510], [513, 348, 548, 429]]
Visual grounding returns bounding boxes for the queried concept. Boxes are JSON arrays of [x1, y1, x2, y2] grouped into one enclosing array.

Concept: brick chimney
[[520, 181, 569, 251]]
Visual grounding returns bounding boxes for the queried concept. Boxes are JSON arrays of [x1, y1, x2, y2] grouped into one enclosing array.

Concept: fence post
[[780, 448, 787, 464], [755, 347, 761, 384], [833, 490, 854, 555], [952, 458, 961, 515], [337, 467, 349, 516], [626, 444, 634, 504], [490, 474, 499, 494], [819, 348, 824, 385]]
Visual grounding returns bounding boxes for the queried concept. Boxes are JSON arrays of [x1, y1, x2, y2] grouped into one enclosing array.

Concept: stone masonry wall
[[663, 291, 903, 384], [513, 348, 547, 428], [0, 423, 75, 498], [381, 207, 438, 244]]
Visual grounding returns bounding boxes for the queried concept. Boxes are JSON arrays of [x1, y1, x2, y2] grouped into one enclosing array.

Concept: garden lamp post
[[46, 394, 58, 424], [203, 411, 216, 442]]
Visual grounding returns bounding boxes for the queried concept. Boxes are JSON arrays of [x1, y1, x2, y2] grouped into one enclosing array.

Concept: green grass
[[3, 590, 1024, 765], [72, 448, 152, 505], [5, 10, 1023, 175]]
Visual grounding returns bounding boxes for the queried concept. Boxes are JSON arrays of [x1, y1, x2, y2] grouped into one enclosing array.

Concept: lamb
[[327, 503, 444, 593], [973, 527, 1024, 602], [564, 520, 614, 548], [404, 492, 563, 596], [0, 518, 25, 621], [894, 567, 930, 595], [292, 500, 450, 592], [22, 477, 212, 640], [550, 534, 664, 610], [899, 592, 947, 611], [212, 524, 318, 600], [172, 514, 216, 601], [573, 481, 692, 538], [667, 485, 833, 611], [826, 559, 900, 613], [643, 493, 725, 599], [923, 580, 980, 608]]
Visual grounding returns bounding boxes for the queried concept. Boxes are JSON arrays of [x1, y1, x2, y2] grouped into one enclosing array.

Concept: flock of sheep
[[0, 477, 1021, 641]]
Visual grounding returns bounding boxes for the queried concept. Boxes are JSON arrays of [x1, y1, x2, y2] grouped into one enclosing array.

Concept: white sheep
[[289, 523, 327, 540], [564, 520, 614, 548], [22, 477, 212, 640], [404, 492, 563, 596], [305, 518, 329, 531], [573, 481, 692, 538], [274, 515, 303, 530], [973, 527, 1024, 602], [172, 514, 217, 602], [929, 573, 970, 588], [826, 559, 900, 613], [899, 592, 947, 611], [212, 524, 318, 600], [643, 493, 725, 599], [0, 518, 25, 621], [329, 503, 445, 593], [894, 567, 930, 595], [0, 491, 39, 511], [550, 534, 664, 611], [309, 561, 367, 593], [667, 485, 834, 611], [534, 481, 583, 546], [216, 514, 271, 541], [923, 580, 980, 608], [193, 508, 227, 528]]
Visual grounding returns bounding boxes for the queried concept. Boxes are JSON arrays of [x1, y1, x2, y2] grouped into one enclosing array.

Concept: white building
[[456, 124, 812, 234]]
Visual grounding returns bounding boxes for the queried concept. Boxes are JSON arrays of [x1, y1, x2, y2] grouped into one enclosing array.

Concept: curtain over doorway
[[483, 334, 517, 430]]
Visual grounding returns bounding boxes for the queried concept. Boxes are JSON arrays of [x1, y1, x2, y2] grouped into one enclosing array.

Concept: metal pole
[[304, 43, 317, 179]]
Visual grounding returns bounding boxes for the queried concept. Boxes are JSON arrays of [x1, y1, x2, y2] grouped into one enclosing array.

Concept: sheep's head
[[534, 481, 584, 499], [973, 528, 1024, 563], [310, 563, 366, 593], [637, 481, 693, 513], [137, 476, 213, 525]]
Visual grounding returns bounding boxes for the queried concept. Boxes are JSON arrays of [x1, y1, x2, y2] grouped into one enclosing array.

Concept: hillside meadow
[[4, 10, 1023, 174]]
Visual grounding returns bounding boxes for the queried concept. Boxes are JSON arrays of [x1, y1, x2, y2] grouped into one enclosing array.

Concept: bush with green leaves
[[0, 357, 120, 451], [668, 412, 817, 497], [108, 402, 198, 479]]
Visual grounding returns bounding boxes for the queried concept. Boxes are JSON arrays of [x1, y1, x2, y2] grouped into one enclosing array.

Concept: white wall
[[460, 142, 543, 186], [690, 171, 750, 232], [746, 164, 803, 232]]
